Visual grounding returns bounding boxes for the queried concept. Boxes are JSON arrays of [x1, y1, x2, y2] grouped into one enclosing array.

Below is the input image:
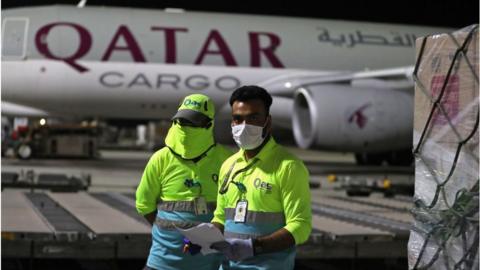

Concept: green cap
[[172, 94, 215, 126]]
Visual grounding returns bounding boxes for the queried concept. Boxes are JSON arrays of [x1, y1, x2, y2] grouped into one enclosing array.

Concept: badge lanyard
[[233, 181, 248, 223], [219, 159, 258, 223], [219, 159, 258, 195]]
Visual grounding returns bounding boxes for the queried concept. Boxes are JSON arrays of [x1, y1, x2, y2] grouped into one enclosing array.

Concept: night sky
[[2, 0, 478, 28]]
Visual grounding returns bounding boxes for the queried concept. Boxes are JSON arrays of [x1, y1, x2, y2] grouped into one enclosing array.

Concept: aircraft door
[[2, 17, 29, 60]]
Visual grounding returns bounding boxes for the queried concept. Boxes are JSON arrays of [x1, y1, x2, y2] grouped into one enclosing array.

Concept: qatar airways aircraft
[[1, 5, 452, 164]]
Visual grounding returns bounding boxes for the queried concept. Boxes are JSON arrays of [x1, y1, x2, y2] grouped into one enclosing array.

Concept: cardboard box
[[413, 27, 479, 154]]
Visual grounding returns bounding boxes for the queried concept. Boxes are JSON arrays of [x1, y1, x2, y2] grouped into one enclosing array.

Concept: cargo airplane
[[1, 5, 452, 165]]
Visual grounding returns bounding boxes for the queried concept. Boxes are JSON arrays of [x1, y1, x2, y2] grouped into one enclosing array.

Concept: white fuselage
[[1, 5, 453, 152]]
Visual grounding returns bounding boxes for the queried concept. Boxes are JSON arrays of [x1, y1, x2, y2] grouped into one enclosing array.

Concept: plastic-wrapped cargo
[[408, 25, 479, 270]]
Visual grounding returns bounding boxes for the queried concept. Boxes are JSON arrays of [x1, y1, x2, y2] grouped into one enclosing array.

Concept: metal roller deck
[[2, 188, 412, 260]]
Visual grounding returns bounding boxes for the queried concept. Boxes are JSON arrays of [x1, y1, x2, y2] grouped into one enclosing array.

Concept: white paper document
[[175, 223, 225, 255]]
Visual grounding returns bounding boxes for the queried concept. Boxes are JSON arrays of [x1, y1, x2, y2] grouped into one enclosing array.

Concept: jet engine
[[292, 84, 414, 165]]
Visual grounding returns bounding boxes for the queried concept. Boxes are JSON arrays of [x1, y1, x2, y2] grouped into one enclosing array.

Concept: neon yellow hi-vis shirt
[[136, 144, 232, 215], [212, 137, 312, 245]]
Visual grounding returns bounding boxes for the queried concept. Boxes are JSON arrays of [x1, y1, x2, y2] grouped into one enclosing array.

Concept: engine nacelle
[[292, 84, 413, 152]]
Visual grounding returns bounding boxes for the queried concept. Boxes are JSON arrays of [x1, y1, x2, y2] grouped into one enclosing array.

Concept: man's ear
[[262, 115, 272, 137]]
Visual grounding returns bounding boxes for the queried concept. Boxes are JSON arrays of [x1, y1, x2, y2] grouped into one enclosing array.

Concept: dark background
[[2, 0, 478, 28]]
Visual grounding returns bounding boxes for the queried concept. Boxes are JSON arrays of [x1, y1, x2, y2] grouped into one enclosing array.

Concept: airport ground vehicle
[[342, 177, 414, 197], [327, 173, 414, 197], [15, 124, 99, 159]]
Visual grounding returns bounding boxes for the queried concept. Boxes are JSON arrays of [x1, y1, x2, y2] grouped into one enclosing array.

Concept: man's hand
[[143, 210, 158, 226], [211, 238, 254, 261], [211, 222, 224, 233], [182, 238, 202, 255]]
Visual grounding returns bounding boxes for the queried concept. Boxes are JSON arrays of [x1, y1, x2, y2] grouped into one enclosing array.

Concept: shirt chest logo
[[253, 178, 273, 193]]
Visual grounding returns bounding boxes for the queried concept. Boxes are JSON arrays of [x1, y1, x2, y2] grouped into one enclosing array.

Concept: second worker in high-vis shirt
[[211, 85, 312, 270], [136, 94, 232, 270]]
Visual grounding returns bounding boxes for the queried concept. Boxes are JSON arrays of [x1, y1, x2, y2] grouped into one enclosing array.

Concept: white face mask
[[231, 122, 266, 150]]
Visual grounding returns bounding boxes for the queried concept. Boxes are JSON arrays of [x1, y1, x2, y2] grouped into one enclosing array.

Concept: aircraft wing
[[2, 101, 50, 117], [259, 66, 414, 97]]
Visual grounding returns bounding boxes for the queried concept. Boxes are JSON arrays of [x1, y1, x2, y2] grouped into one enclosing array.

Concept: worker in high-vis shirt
[[136, 94, 232, 270], [211, 85, 312, 270]]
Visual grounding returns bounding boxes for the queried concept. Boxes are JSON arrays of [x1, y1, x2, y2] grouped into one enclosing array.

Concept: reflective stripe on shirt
[[224, 208, 285, 223], [158, 201, 217, 213]]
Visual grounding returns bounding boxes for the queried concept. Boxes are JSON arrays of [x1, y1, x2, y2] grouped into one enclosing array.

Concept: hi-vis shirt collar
[[218, 137, 277, 195], [236, 136, 277, 163]]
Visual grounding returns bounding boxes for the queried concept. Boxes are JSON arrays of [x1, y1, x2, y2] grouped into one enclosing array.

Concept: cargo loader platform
[[2, 189, 412, 260]]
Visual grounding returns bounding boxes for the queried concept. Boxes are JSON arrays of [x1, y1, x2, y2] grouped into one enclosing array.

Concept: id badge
[[194, 197, 208, 215], [234, 200, 248, 223]]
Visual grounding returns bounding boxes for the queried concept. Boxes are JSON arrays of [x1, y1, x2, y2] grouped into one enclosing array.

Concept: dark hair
[[229, 85, 272, 114]]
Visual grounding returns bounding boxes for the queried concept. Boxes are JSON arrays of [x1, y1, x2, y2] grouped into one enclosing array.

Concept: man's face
[[231, 99, 271, 132]]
